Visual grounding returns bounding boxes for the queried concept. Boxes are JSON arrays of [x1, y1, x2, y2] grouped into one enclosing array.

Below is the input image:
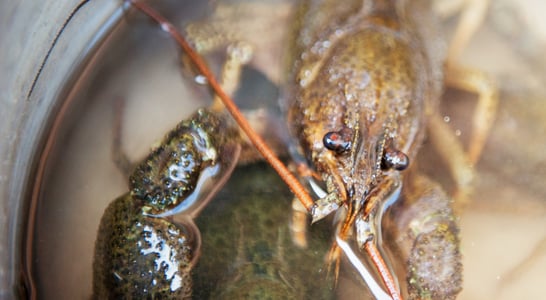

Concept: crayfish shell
[[92, 193, 195, 299]]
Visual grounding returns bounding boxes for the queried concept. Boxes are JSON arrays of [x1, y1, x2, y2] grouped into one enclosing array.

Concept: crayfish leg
[[427, 0, 498, 211], [383, 172, 463, 299]]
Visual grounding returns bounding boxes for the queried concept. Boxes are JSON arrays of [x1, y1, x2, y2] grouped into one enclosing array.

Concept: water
[[28, 2, 209, 298], [422, 2, 546, 297], [26, 0, 546, 299]]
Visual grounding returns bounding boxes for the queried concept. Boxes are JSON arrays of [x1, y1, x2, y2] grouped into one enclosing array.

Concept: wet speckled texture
[[93, 109, 241, 298], [383, 172, 462, 299], [129, 109, 240, 213], [93, 193, 193, 299]]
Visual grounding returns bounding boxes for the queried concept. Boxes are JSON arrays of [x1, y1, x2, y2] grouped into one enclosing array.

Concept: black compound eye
[[323, 127, 353, 154], [382, 148, 409, 171]]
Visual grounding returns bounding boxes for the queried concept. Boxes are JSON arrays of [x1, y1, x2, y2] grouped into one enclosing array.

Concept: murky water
[[29, 2, 209, 298], [435, 2, 546, 298], [27, 0, 546, 299]]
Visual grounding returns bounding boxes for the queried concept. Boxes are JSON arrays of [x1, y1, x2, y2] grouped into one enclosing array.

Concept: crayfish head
[[309, 123, 378, 222], [310, 114, 410, 224]]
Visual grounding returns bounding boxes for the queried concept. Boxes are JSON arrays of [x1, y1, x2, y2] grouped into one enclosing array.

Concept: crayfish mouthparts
[[311, 192, 342, 223]]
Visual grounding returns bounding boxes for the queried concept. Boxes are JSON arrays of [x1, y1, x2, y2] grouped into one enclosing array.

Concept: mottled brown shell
[[93, 193, 194, 299], [93, 109, 241, 298], [285, 0, 435, 207]]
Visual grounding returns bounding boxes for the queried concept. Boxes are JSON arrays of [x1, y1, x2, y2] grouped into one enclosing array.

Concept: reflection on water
[[30, 0, 546, 299]]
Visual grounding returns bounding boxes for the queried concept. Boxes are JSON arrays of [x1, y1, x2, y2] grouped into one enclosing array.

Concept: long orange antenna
[[364, 241, 402, 300], [128, 0, 314, 211]]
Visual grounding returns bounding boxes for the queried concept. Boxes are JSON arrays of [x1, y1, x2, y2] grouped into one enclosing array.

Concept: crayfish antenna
[[363, 241, 402, 300]]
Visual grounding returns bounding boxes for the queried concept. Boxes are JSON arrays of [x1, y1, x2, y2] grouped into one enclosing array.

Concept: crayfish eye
[[323, 127, 353, 154], [381, 147, 409, 171]]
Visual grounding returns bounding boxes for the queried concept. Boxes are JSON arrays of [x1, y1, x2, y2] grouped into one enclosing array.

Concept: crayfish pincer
[[93, 109, 241, 299]]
